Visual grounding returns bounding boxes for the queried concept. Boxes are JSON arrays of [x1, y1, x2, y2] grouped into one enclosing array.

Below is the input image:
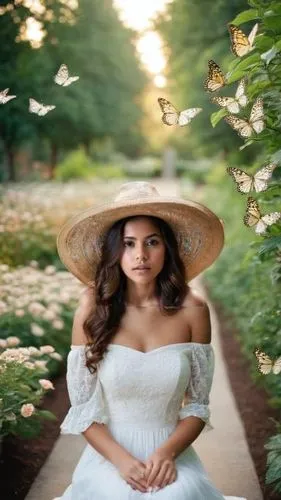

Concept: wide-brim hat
[[56, 181, 224, 286]]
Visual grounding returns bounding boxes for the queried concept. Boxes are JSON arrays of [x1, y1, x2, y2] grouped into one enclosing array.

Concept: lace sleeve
[[178, 343, 215, 433], [60, 345, 109, 435]]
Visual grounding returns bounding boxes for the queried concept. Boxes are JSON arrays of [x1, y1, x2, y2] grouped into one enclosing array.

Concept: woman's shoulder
[[182, 286, 211, 344]]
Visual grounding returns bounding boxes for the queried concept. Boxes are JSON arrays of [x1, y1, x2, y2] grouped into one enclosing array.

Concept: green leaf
[[239, 140, 254, 150], [258, 236, 281, 255], [210, 109, 228, 128], [275, 39, 281, 50], [230, 9, 259, 25], [37, 409, 57, 421]]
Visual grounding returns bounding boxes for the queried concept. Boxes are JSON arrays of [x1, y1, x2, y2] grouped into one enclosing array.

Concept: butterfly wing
[[272, 356, 281, 375], [178, 107, 202, 126], [248, 23, 259, 47], [254, 348, 274, 375], [54, 64, 69, 85], [235, 79, 248, 108], [29, 98, 41, 114], [250, 98, 264, 134], [224, 115, 253, 138], [63, 76, 80, 87], [253, 163, 276, 192], [227, 167, 253, 193], [243, 197, 261, 228], [228, 24, 251, 57], [38, 104, 56, 116], [204, 60, 226, 92], [158, 97, 179, 126], [211, 96, 240, 114], [257, 212, 281, 234]]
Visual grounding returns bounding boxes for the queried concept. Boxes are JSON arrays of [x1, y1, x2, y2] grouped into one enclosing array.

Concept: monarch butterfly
[[228, 23, 258, 57], [254, 347, 281, 375], [227, 163, 276, 194], [211, 78, 247, 114], [243, 197, 281, 234], [157, 97, 202, 126], [29, 98, 56, 116], [224, 98, 264, 138], [204, 60, 227, 93], [0, 88, 16, 104], [54, 64, 79, 87]]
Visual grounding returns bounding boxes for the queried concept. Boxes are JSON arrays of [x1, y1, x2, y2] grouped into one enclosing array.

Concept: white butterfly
[[29, 98, 56, 116], [211, 79, 248, 114], [54, 64, 79, 86], [224, 98, 264, 138], [254, 347, 281, 375], [228, 23, 259, 57], [157, 97, 202, 126], [0, 88, 16, 104], [227, 163, 277, 194], [243, 197, 281, 234]]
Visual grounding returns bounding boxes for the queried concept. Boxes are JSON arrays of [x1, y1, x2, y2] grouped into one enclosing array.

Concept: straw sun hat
[[56, 181, 224, 287]]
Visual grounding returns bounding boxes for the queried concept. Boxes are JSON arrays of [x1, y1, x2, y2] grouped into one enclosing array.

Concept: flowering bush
[[0, 179, 124, 267], [0, 338, 60, 438]]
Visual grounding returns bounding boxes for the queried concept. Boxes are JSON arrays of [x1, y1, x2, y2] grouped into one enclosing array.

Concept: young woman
[[54, 181, 246, 499]]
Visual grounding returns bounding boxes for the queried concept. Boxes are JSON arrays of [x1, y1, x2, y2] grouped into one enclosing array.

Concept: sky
[[114, 0, 172, 87]]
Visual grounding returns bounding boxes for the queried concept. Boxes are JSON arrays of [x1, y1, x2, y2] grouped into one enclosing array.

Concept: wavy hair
[[83, 215, 189, 374]]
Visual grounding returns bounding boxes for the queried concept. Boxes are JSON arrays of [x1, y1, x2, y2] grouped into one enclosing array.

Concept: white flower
[[42, 309, 56, 321], [28, 302, 46, 316], [21, 403, 35, 418], [34, 360, 48, 370], [15, 309, 25, 317], [24, 362, 35, 369], [30, 323, 45, 337], [28, 346, 41, 356], [39, 379, 54, 390], [0, 264, 9, 272], [44, 265, 56, 275], [52, 319, 64, 330], [39, 345, 55, 354], [29, 260, 39, 268], [6, 336, 21, 347], [49, 352, 63, 361], [0, 339, 8, 349]]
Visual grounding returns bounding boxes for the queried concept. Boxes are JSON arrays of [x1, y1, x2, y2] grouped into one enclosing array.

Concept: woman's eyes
[[124, 239, 159, 247]]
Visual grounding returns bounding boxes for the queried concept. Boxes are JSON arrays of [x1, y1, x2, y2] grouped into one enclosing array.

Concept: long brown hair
[[83, 215, 189, 374]]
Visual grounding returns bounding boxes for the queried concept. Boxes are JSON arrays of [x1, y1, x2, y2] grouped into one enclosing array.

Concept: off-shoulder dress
[[53, 342, 247, 500]]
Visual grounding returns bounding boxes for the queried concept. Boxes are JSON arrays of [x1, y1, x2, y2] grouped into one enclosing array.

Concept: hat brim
[[56, 196, 224, 286]]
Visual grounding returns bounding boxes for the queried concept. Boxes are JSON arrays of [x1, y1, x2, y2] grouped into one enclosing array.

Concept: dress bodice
[[60, 342, 215, 435]]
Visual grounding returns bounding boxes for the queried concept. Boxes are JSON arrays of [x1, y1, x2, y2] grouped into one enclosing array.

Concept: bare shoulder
[[71, 287, 96, 346], [182, 287, 211, 344]]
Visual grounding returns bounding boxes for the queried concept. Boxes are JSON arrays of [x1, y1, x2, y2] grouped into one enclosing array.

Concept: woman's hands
[[116, 454, 149, 493], [144, 449, 177, 492]]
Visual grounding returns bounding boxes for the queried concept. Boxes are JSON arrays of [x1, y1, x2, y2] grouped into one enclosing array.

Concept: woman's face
[[119, 217, 166, 283]]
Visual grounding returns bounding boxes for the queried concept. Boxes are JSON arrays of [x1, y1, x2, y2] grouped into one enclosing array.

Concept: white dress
[[54, 342, 247, 500]]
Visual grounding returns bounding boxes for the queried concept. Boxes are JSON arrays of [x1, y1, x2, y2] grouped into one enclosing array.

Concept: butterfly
[[54, 64, 79, 86], [0, 88, 16, 104], [243, 197, 281, 234], [157, 97, 202, 126], [204, 60, 227, 93], [224, 98, 264, 138], [254, 347, 281, 375], [29, 98, 56, 116], [211, 78, 248, 114], [227, 163, 277, 194], [228, 23, 258, 57]]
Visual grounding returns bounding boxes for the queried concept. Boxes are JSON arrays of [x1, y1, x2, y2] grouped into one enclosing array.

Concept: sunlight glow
[[114, 0, 171, 85]]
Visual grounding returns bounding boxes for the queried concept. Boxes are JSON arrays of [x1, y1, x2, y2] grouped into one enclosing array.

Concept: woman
[[54, 181, 246, 499]]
